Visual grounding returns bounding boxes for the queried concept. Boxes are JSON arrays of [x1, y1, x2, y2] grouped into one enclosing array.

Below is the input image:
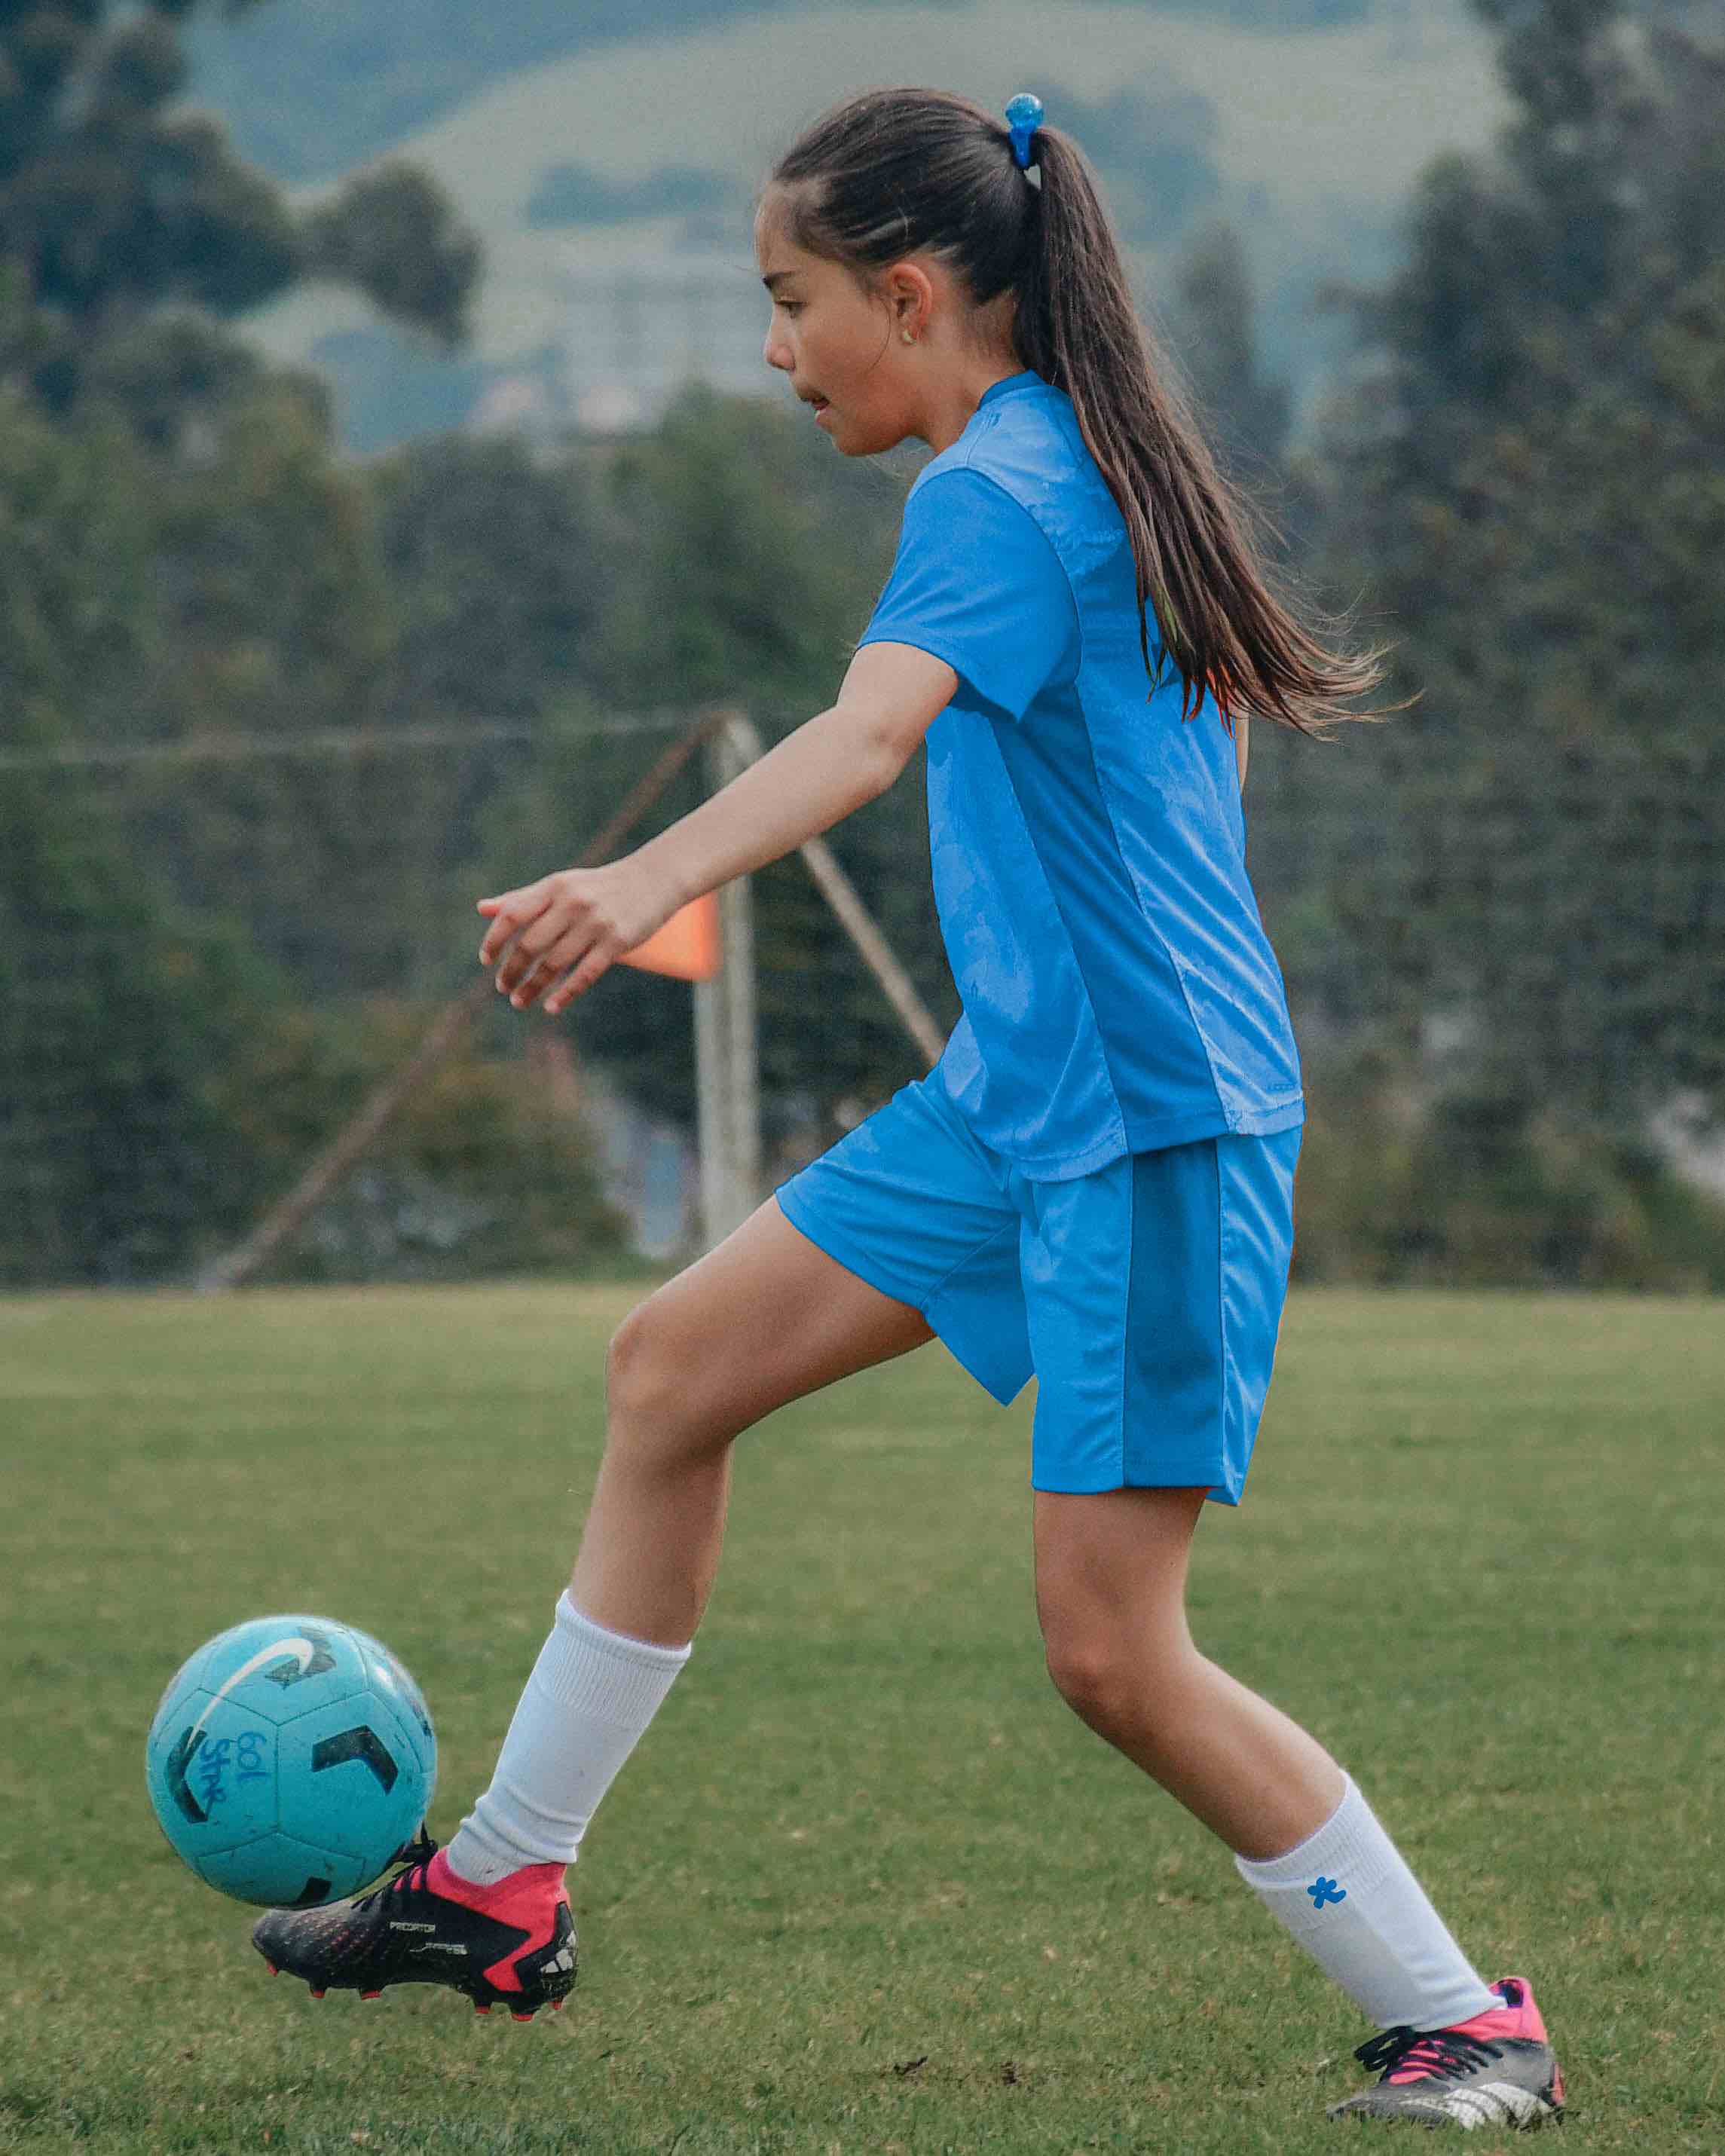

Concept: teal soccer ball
[[145, 1614, 437, 1909]]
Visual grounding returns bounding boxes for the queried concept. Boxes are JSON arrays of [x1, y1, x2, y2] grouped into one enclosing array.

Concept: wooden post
[[694, 718, 760, 1253]]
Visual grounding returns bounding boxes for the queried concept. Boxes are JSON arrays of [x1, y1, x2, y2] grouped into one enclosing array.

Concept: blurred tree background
[[1, 0, 1720, 1289], [1247, 0, 1725, 1286]]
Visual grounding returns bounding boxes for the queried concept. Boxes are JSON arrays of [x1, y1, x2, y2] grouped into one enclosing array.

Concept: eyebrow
[[761, 268, 801, 291]]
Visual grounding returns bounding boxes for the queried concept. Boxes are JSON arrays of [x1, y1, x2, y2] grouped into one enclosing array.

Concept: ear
[[880, 258, 937, 338]]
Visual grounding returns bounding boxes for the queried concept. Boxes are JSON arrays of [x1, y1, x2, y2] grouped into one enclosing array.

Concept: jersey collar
[[975, 369, 1044, 411]]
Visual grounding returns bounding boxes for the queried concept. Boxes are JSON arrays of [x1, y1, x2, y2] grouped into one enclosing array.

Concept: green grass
[[2, 1281, 1720, 2152]]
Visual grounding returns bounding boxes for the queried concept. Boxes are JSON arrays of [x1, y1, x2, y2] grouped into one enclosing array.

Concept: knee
[[603, 1307, 654, 1409], [601, 1307, 725, 1463], [1040, 1612, 1195, 1727], [604, 1305, 685, 1421], [1043, 1632, 1136, 1723]]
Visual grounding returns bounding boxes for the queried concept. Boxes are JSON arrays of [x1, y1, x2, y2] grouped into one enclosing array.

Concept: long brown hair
[[763, 86, 1401, 742]]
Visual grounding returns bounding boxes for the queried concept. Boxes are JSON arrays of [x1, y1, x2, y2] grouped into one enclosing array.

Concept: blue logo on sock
[[1308, 1875, 1347, 1908]]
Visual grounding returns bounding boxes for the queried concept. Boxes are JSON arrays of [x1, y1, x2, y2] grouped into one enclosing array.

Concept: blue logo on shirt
[[1308, 1876, 1347, 1908]]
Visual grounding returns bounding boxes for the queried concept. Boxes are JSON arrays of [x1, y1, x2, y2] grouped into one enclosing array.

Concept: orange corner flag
[[618, 890, 721, 981]]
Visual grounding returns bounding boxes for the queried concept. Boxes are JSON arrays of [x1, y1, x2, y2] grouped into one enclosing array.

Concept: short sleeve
[[853, 466, 1081, 723]]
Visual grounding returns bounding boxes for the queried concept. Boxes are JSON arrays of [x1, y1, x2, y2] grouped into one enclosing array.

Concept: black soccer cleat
[[252, 1827, 577, 2020], [1326, 1976, 1565, 2130]]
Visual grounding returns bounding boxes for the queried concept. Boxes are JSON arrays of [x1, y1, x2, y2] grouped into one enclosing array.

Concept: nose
[[763, 322, 792, 375]]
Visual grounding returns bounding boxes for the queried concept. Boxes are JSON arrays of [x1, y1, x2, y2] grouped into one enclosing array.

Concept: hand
[[476, 856, 681, 1016]]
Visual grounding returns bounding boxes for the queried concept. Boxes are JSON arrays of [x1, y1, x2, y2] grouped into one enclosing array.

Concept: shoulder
[[913, 391, 1121, 564], [892, 462, 1071, 617], [902, 459, 1051, 553]]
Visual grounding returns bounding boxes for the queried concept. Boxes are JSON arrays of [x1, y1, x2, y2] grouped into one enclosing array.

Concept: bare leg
[[569, 1193, 939, 1647], [569, 1413, 734, 1648], [1034, 1485, 1344, 1860], [1032, 1485, 1506, 2043], [442, 1197, 939, 1888], [1060, 1640, 1347, 1861]]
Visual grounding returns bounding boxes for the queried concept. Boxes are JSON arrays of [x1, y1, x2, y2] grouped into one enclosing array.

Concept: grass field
[[2, 1280, 1720, 2153]]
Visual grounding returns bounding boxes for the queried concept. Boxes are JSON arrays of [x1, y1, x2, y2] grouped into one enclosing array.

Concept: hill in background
[[186, 0, 1508, 451], [188, 0, 1393, 182]]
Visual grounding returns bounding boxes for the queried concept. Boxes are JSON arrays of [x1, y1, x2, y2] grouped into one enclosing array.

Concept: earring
[[901, 330, 914, 343]]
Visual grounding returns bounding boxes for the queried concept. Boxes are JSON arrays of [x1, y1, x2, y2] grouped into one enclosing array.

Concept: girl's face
[[755, 212, 911, 456], [754, 197, 1016, 456]]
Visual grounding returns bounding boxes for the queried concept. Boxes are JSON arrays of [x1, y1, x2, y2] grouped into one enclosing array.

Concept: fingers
[[501, 925, 595, 1009], [510, 946, 611, 1015], [476, 879, 558, 969], [476, 873, 618, 1014], [543, 956, 604, 1016], [494, 928, 561, 999], [477, 904, 528, 971]]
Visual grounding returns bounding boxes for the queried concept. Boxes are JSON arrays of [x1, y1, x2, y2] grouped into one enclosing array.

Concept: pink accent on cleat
[[474, 2003, 491, 2016], [511, 2011, 534, 2023], [360, 1990, 382, 2000], [308, 1987, 326, 1999], [1386, 1976, 1547, 2084], [424, 1847, 568, 1996], [265, 1962, 279, 1976]]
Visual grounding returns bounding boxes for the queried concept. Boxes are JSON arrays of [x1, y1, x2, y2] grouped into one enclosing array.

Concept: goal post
[[693, 714, 760, 1256]]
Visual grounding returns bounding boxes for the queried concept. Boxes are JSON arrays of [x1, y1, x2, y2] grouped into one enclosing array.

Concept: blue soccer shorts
[[772, 1069, 1302, 1504]]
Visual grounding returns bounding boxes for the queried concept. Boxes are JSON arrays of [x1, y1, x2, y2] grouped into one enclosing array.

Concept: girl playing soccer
[[255, 87, 1565, 2133]]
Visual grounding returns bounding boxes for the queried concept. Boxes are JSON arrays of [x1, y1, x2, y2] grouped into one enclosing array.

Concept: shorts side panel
[[1214, 1120, 1302, 1501], [1018, 1145, 1228, 1497], [1020, 1122, 1300, 1503]]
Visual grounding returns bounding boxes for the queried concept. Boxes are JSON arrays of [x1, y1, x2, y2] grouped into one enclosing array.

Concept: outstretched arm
[[477, 642, 957, 1015]]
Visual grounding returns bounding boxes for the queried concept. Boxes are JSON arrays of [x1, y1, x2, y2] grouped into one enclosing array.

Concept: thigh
[[1032, 1485, 1209, 1661], [610, 1189, 938, 1448]]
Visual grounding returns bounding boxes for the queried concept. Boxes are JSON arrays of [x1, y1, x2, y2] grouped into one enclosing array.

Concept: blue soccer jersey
[[854, 368, 1306, 1179]]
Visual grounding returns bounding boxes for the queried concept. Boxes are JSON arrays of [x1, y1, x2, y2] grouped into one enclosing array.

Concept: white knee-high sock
[[1233, 1772, 1501, 2032], [444, 1591, 691, 1887]]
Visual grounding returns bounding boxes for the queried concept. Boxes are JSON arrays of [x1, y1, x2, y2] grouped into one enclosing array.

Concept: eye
[[776, 300, 803, 317]]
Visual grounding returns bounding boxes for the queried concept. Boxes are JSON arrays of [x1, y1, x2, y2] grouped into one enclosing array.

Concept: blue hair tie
[[1004, 91, 1044, 171]]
